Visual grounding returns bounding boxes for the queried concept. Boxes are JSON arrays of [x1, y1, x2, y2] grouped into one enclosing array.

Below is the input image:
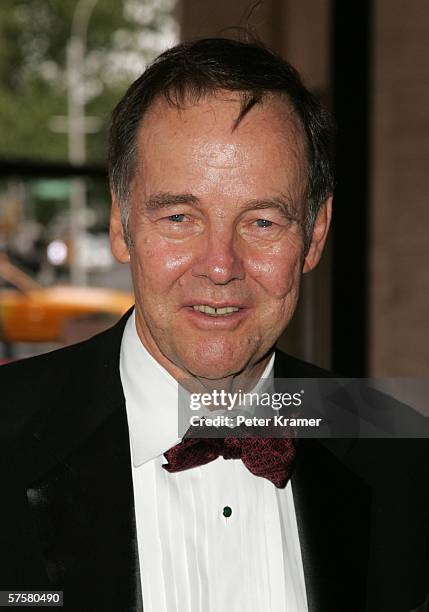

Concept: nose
[[191, 228, 245, 285]]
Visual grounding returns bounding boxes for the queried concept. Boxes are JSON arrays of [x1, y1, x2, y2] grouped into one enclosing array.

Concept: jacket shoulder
[[0, 310, 130, 441], [274, 348, 333, 378]]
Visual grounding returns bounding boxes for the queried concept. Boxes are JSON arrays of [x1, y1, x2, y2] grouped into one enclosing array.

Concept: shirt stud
[[223, 506, 232, 518]]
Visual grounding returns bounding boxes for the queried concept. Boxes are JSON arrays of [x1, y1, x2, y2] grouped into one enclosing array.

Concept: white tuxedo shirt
[[120, 310, 308, 612]]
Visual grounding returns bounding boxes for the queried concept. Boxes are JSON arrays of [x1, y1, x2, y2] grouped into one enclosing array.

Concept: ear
[[109, 194, 130, 263], [302, 196, 333, 274]]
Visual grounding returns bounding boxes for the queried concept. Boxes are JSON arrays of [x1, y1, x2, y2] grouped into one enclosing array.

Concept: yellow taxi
[[0, 254, 134, 343]]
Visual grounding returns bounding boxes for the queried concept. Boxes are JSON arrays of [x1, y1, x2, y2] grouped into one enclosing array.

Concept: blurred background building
[[0, 0, 427, 377]]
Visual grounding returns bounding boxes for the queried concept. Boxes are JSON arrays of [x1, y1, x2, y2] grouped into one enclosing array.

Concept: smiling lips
[[192, 304, 240, 317]]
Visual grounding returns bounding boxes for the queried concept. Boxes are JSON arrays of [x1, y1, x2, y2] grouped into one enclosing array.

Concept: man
[[1, 38, 428, 612]]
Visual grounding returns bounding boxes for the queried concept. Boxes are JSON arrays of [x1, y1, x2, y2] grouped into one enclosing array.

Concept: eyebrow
[[143, 192, 199, 211], [244, 196, 301, 221], [142, 191, 301, 221]]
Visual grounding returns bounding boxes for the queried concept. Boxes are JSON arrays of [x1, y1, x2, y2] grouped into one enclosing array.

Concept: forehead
[[133, 92, 308, 198]]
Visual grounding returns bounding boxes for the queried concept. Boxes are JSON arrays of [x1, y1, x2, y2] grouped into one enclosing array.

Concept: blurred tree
[[0, 0, 177, 162]]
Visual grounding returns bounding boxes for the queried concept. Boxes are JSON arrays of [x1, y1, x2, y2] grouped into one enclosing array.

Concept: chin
[[185, 363, 238, 381], [178, 344, 251, 381]]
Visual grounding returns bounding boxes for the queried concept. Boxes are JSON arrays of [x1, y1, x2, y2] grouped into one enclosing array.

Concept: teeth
[[192, 305, 240, 316]]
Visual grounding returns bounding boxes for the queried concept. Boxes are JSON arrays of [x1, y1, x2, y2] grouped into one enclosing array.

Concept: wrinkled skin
[[110, 93, 332, 387]]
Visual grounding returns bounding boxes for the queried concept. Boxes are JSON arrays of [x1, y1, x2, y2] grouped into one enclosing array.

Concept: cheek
[[130, 246, 193, 330], [246, 248, 303, 299], [132, 235, 194, 287], [130, 243, 194, 330]]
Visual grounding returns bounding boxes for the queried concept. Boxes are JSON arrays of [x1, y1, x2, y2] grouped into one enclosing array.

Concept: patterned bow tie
[[163, 435, 297, 489]]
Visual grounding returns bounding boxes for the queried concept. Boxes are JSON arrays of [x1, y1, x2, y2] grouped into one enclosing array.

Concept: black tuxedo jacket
[[1, 310, 428, 612]]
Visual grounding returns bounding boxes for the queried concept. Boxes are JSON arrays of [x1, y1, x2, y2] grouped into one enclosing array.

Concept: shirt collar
[[120, 310, 275, 467]]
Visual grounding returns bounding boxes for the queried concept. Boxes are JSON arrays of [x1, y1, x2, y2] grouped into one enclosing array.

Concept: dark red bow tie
[[163, 435, 297, 489]]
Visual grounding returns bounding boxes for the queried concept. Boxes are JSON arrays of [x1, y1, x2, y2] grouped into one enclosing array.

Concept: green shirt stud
[[223, 506, 232, 518]]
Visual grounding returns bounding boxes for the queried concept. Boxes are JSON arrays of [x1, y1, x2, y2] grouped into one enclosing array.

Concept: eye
[[167, 213, 185, 222], [255, 219, 273, 228]]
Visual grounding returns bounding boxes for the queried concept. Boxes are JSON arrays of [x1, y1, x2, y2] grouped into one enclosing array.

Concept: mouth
[[191, 304, 241, 317], [182, 302, 250, 329]]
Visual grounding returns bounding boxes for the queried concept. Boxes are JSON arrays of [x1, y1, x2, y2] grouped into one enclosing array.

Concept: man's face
[[111, 93, 331, 380]]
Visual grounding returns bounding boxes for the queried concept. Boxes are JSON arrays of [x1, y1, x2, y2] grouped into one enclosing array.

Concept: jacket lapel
[[291, 438, 371, 612], [19, 309, 143, 611], [272, 352, 428, 612], [273, 351, 371, 611], [25, 407, 142, 612]]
